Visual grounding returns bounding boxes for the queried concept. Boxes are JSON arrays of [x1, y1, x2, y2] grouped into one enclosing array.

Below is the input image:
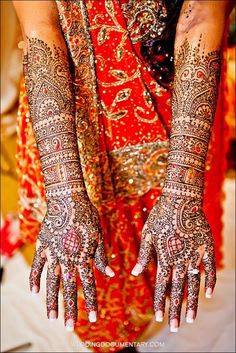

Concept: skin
[[13, 0, 115, 332], [13, 0, 234, 333], [132, 0, 234, 332]]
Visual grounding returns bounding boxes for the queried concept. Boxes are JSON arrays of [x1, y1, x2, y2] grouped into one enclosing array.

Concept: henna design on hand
[[133, 38, 220, 331], [24, 38, 114, 330]]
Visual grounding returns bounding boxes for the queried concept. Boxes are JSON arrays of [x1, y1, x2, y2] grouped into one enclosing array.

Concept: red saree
[[16, 1, 228, 351]]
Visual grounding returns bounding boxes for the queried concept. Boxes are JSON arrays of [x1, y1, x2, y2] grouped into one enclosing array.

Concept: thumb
[[94, 235, 115, 278], [131, 232, 153, 276]]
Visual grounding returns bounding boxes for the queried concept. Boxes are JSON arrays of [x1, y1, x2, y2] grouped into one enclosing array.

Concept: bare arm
[[13, 0, 114, 331], [133, 0, 234, 332]]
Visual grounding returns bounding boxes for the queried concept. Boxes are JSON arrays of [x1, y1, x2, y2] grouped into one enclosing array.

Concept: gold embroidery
[[109, 141, 169, 198], [101, 100, 129, 121], [90, 0, 128, 63], [87, 0, 167, 129], [56, 0, 169, 207], [100, 69, 140, 87], [114, 88, 132, 103], [134, 106, 158, 123], [56, 0, 111, 207], [121, 0, 167, 43], [101, 88, 132, 121]]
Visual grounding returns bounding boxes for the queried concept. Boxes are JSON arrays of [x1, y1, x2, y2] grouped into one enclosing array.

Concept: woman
[[13, 0, 233, 351]]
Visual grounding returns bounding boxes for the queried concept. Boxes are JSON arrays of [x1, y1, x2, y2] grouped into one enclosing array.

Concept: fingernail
[[205, 288, 212, 299], [170, 319, 178, 333], [66, 326, 74, 332], [170, 326, 178, 333], [49, 310, 57, 321], [105, 266, 115, 278], [31, 285, 39, 295], [88, 310, 97, 323], [155, 311, 163, 322], [131, 263, 142, 276], [186, 310, 194, 324], [65, 319, 74, 332]]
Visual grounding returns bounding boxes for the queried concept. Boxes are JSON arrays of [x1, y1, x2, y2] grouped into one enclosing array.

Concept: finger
[[78, 259, 98, 323], [154, 264, 171, 322], [169, 265, 187, 333], [46, 262, 61, 321], [202, 245, 216, 299], [61, 265, 78, 331], [29, 243, 46, 294], [186, 266, 201, 324], [94, 237, 115, 277], [131, 232, 153, 276]]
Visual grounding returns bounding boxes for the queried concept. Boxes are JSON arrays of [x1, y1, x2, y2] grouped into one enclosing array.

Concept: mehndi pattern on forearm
[[134, 38, 220, 329], [23, 38, 85, 192], [24, 38, 110, 328], [163, 37, 221, 199]]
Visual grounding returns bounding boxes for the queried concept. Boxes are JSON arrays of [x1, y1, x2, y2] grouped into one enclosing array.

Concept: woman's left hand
[[131, 194, 216, 332]]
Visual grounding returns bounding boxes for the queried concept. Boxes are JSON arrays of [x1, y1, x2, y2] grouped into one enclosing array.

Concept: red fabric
[[16, 1, 229, 350], [1, 214, 22, 258]]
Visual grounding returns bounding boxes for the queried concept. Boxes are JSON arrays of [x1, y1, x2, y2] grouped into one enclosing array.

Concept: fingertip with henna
[[155, 310, 164, 322], [88, 310, 97, 323], [170, 318, 179, 333], [186, 310, 195, 324], [205, 287, 213, 298], [49, 310, 57, 321], [65, 318, 74, 332], [31, 285, 39, 295], [131, 263, 142, 276], [105, 266, 115, 277]]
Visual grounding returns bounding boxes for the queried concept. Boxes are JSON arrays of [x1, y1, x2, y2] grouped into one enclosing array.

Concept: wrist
[[45, 182, 86, 199], [162, 156, 205, 201], [161, 180, 203, 201]]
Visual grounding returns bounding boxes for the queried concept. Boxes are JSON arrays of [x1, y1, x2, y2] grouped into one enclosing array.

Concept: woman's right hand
[[29, 191, 114, 331], [12, 0, 114, 331]]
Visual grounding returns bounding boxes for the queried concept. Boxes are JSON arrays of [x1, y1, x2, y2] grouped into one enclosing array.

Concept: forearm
[[14, 1, 85, 200], [163, 1, 232, 200], [135, 2, 234, 330], [24, 37, 85, 197]]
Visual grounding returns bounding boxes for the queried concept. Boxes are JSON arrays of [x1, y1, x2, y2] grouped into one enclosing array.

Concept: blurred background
[[1, 1, 235, 352]]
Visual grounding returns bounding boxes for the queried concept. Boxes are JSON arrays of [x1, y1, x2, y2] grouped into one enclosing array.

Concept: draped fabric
[[16, 1, 227, 351]]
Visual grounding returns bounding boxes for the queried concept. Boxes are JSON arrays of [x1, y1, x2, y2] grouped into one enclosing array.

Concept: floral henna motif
[[133, 38, 220, 330], [24, 38, 113, 329]]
